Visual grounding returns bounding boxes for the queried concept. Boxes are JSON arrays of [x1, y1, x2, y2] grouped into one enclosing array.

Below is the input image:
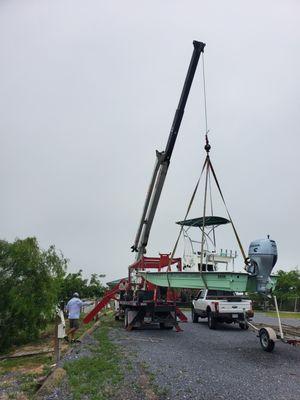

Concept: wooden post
[[54, 316, 61, 364]]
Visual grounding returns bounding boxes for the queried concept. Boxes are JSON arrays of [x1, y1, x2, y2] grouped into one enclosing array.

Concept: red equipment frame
[[83, 254, 187, 326]]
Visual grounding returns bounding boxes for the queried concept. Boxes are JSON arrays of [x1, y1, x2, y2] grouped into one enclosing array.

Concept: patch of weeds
[[140, 361, 149, 371], [148, 372, 156, 383], [155, 386, 169, 398], [0, 353, 52, 374], [126, 360, 133, 371], [64, 316, 123, 400], [20, 373, 40, 396]]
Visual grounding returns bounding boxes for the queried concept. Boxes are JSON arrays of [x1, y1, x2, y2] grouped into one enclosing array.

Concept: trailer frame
[[247, 295, 300, 352]]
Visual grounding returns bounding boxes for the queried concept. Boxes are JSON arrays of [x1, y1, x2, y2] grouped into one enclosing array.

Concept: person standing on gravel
[[64, 292, 92, 343]]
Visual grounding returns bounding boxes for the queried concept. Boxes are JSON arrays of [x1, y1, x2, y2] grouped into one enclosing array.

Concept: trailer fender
[[259, 327, 277, 342]]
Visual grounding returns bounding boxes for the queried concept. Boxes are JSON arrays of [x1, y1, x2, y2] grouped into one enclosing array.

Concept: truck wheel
[[192, 307, 198, 323], [208, 311, 216, 330], [159, 323, 173, 330], [124, 309, 129, 329], [239, 322, 249, 330], [259, 329, 275, 352]]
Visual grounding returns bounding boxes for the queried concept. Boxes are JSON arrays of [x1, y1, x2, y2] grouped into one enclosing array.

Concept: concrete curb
[[34, 320, 101, 399]]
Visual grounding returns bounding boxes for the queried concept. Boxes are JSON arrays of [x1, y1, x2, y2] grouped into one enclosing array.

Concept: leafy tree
[[0, 237, 67, 352], [59, 271, 106, 302], [59, 270, 89, 302], [86, 273, 106, 298], [273, 269, 300, 300]]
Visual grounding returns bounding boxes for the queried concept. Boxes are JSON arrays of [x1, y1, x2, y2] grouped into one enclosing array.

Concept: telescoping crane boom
[[131, 41, 206, 260]]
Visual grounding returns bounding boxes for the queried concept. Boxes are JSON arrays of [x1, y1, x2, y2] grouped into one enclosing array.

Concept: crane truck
[[84, 40, 206, 330]]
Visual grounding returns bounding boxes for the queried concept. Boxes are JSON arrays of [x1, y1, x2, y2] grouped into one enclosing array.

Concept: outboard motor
[[247, 237, 278, 293]]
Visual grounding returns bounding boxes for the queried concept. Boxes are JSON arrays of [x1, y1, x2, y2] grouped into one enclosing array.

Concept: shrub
[[0, 237, 66, 352]]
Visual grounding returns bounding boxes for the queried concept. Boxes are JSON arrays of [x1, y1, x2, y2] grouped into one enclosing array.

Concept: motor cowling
[[247, 238, 278, 293]]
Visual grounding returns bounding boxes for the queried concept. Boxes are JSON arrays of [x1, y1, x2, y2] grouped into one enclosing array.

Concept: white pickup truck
[[191, 289, 253, 329]]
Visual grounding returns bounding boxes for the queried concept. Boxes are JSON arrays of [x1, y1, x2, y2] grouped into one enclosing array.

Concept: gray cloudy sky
[[1, 0, 299, 282]]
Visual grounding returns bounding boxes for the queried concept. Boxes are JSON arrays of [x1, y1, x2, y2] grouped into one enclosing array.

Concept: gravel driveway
[[111, 312, 300, 400]]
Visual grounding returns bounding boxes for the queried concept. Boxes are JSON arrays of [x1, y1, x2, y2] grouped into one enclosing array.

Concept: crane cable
[[168, 53, 209, 266], [202, 53, 249, 265], [202, 53, 209, 137], [168, 50, 249, 291], [167, 53, 211, 288], [201, 52, 248, 266]]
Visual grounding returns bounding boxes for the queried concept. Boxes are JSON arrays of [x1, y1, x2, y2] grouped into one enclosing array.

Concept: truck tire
[[259, 329, 275, 352], [159, 323, 173, 330], [191, 307, 198, 323], [124, 309, 129, 329], [207, 311, 217, 330]]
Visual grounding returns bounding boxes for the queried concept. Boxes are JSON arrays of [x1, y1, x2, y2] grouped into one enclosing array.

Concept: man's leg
[[72, 319, 80, 342], [65, 319, 77, 342], [66, 319, 80, 342]]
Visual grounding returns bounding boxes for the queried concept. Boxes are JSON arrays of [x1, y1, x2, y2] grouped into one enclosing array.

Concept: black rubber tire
[[239, 322, 249, 330], [208, 311, 216, 330], [192, 307, 198, 323], [159, 323, 173, 330], [259, 329, 275, 352], [124, 309, 129, 329]]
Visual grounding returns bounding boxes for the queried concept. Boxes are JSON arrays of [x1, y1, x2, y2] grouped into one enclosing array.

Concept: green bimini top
[[176, 216, 230, 228], [139, 271, 277, 293]]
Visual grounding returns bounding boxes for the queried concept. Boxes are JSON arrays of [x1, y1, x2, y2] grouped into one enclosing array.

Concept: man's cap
[[73, 292, 79, 297]]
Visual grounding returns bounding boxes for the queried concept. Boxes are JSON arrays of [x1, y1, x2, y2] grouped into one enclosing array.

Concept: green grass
[[0, 314, 96, 400], [256, 311, 300, 319], [0, 354, 53, 399], [64, 316, 123, 400], [0, 353, 52, 375]]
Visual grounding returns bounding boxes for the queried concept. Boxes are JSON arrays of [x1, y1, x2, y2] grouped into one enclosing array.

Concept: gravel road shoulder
[[110, 313, 300, 400], [39, 313, 300, 400]]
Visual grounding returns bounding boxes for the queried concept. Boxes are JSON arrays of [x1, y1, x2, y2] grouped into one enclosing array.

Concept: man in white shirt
[[64, 292, 91, 343]]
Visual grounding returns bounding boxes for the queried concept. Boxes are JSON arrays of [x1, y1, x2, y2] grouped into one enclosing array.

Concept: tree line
[[249, 269, 300, 311], [0, 237, 105, 352]]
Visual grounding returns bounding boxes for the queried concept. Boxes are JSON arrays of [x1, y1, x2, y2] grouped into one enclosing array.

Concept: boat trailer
[[247, 296, 300, 352]]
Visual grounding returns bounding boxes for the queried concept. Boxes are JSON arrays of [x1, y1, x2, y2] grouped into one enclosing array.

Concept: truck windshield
[[207, 290, 235, 297]]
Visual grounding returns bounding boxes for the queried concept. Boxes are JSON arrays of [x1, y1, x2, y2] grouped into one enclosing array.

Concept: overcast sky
[[1, 0, 299, 282]]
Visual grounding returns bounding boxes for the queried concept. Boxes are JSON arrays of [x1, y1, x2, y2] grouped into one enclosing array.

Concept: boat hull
[[140, 271, 277, 292]]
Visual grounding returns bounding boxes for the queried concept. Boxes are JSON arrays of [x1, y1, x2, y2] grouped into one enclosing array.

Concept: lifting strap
[[208, 158, 248, 265], [199, 155, 209, 289], [167, 156, 209, 289], [168, 156, 208, 268]]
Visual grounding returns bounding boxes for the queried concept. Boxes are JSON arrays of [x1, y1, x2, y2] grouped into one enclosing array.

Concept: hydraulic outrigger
[[84, 40, 205, 330]]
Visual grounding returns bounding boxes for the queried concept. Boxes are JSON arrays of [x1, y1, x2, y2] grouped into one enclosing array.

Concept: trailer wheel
[[208, 311, 216, 330], [259, 328, 275, 352], [191, 307, 198, 323]]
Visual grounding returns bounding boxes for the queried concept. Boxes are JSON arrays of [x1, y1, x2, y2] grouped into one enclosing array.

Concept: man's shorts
[[69, 319, 79, 329]]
